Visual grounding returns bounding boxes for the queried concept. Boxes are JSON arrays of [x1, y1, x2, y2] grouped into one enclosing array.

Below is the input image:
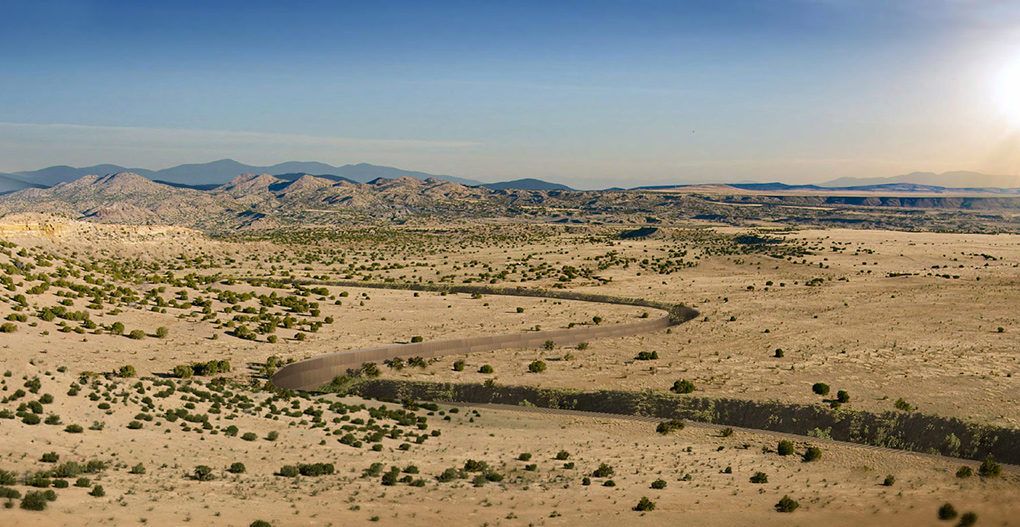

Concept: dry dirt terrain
[[0, 214, 1017, 525]]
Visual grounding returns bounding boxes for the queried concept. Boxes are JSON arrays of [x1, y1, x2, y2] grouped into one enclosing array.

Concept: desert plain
[[0, 212, 1017, 526]]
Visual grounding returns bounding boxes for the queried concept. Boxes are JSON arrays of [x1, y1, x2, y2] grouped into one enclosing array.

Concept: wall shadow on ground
[[355, 380, 1020, 465]]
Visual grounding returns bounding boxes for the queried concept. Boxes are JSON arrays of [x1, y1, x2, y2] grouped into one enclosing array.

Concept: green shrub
[[836, 390, 850, 403], [228, 462, 246, 474], [192, 465, 215, 481], [802, 446, 822, 462], [381, 469, 400, 486], [670, 379, 695, 394], [978, 456, 1001, 478], [811, 383, 830, 396], [118, 365, 136, 378], [882, 475, 895, 486], [478, 364, 493, 374], [650, 479, 667, 489], [656, 419, 684, 435], [297, 463, 334, 476], [128, 329, 146, 340], [435, 467, 461, 483], [20, 491, 48, 511], [894, 398, 914, 412], [592, 463, 614, 478], [155, 326, 169, 338], [750, 472, 768, 483], [633, 496, 655, 511], [937, 503, 958, 520], [634, 351, 658, 361], [777, 440, 795, 456], [955, 466, 973, 478], [278, 465, 299, 478], [528, 360, 547, 373], [775, 495, 799, 513], [89, 485, 105, 497]]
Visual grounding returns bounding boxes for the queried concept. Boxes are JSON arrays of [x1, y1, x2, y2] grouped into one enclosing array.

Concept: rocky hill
[[5, 170, 1020, 234], [0, 172, 533, 229], [0, 172, 230, 227]]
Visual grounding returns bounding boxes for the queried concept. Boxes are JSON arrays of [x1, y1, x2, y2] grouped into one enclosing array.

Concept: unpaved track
[[269, 280, 1018, 470], [270, 280, 696, 390]]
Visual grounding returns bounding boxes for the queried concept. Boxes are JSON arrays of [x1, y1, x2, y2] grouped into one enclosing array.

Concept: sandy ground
[[1, 216, 1018, 524], [1, 370, 1016, 526]]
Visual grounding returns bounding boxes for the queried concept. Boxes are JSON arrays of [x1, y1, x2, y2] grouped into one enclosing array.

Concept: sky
[[3, 0, 1020, 188]]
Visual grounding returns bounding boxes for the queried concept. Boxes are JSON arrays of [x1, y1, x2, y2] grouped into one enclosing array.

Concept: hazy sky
[[3, 0, 1020, 187]]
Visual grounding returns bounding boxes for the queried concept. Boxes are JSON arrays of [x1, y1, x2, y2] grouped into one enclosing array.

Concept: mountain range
[[1, 159, 582, 194], [3, 161, 1019, 196], [3, 170, 1020, 233], [0, 171, 583, 229]]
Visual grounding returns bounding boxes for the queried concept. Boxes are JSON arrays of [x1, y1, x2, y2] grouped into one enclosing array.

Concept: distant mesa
[[634, 174, 1020, 194], [481, 178, 573, 191], [821, 171, 1020, 190]]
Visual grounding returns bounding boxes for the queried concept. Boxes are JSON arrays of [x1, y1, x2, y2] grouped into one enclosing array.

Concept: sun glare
[[993, 57, 1020, 127]]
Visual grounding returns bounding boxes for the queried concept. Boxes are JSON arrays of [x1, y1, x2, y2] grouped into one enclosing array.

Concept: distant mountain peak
[[65, 172, 165, 194], [822, 171, 1020, 189], [216, 173, 282, 195], [280, 174, 334, 193]]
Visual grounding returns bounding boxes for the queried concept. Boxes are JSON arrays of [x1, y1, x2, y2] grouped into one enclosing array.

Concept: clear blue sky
[[3, 0, 1020, 187]]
